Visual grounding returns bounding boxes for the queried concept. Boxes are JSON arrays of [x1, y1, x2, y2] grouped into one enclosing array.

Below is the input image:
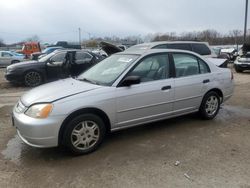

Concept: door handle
[[203, 79, 210, 84], [161, 85, 171, 90]]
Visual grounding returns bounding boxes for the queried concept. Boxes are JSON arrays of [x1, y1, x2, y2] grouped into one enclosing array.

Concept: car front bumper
[[12, 104, 65, 148], [234, 62, 250, 70], [5, 71, 23, 83]]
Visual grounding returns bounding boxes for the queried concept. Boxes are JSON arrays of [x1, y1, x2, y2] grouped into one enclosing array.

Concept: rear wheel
[[24, 71, 43, 87], [63, 114, 106, 155], [199, 91, 220, 120]]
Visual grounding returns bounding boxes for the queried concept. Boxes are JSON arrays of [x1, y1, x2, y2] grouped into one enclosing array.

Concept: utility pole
[[78, 27, 81, 45], [244, 0, 248, 43]]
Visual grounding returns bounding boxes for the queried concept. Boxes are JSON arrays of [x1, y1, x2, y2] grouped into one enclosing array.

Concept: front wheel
[[199, 91, 220, 120], [63, 114, 106, 155], [24, 71, 43, 87]]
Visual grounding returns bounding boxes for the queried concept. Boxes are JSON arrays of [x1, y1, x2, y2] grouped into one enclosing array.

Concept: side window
[[173, 53, 199, 77], [199, 59, 210, 74], [167, 43, 192, 51], [129, 54, 170, 83], [192, 43, 211, 55], [152, 44, 168, 49], [2, 52, 12, 57], [50, 52, 66, 62], [75, 52, 93, 64]]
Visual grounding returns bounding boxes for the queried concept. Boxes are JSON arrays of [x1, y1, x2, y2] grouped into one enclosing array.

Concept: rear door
[[171, 53, 211, 115], [115, 53, 174, 128], [71, 51, 94, 76]]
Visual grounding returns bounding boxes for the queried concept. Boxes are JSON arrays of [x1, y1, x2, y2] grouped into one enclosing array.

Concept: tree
[[0, 38, 5, 47], [23, 35, 41, 42]]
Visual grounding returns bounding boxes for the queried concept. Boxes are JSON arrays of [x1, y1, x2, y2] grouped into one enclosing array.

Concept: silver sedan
[[0, 51, 25, 67], [12, 49, 234, 154]]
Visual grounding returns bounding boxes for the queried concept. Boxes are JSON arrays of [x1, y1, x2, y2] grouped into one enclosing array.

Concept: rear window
[[192, 43, 211, 55]]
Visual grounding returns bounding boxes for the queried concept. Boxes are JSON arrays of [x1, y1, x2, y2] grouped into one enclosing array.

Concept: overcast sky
[[0, 0, 248, 43]]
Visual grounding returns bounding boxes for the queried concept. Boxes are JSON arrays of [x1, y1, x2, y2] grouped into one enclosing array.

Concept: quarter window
[[199, 59, 210, 74], [75, 52, 92, 64], [129, 54, 170, 82]]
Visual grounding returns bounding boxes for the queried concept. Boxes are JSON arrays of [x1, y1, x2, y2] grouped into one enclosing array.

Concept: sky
[[0, 0, 248, 44]]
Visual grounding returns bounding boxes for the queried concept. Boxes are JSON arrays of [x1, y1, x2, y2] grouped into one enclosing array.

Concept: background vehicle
[[0, 51, 25, 67], [5, 50, 104, 87], [48, 41, 81, 49], [16, 42, 41, 58], [126, 41, 229, 67], [234, 52, 250, 72], [12, 49, 234, 154], [31, 46, 63, 60]]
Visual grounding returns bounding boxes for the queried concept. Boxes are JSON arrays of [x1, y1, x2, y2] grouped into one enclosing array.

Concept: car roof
[[127, 41, 209, 50], [118, 48, 202, 57]]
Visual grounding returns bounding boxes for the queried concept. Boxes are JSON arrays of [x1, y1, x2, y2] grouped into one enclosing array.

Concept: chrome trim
[[112, 109, 198, 132], [117, 95, 201, 113]]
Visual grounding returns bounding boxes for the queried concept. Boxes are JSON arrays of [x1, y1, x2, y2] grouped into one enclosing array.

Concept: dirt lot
[[0, 67, 250, 188]]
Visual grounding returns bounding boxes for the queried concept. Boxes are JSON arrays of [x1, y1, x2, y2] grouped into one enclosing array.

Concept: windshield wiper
[[77, 78, 99, 85]]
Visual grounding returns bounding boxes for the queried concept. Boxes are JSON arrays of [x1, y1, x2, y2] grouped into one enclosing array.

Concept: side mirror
[[120, 76, 140, 87]]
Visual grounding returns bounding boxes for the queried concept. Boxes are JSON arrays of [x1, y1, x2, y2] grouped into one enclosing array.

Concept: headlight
[[25, 103, 53, 119]]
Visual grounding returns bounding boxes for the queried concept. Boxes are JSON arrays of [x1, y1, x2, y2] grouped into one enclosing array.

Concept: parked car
[[5, 49, 104, 87], [234, 52, 250, 72], [0, 51, 25, 67], [48, 41, 81, 49], [12, 49, 234, 154], [126, 41, 229, 67], [16, 42, 41, 58], [31, 46, 63, 60]]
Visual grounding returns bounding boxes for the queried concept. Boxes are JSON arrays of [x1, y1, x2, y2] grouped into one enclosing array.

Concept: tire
[[234, 65, 243, 73], [63, 114, 106, 155], [11, 60, 20, 64], [199, 91, 220, 120], [24, 71, 43, 87]]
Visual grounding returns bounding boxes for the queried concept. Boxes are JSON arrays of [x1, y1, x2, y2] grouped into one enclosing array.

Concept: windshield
[[38, 52, 56, 62], [77, 54, 139, 86]]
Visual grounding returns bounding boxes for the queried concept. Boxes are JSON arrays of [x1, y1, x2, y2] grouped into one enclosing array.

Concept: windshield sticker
[[117, 57, 133, 63]]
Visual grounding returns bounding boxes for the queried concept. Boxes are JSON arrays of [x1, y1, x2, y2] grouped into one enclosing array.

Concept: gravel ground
[[0, 66, 250, 188]]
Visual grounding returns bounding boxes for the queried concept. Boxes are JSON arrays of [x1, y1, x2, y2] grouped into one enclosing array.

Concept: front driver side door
[[46, 52, 67, 81], [115, 53, 174, 128]]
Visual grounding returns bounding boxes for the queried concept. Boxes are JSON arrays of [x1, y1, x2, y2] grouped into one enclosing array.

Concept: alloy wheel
[[71, 120, 100, 151]]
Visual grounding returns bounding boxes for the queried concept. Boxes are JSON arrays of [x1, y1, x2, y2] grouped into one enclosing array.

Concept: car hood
[[7, 60, 39, 69], [100, 41, 123, 56], [21, 78, 101, 106]]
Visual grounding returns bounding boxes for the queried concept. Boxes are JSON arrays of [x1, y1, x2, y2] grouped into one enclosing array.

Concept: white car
[[12, 49, 234, 154], [127, 41, 228, 67]]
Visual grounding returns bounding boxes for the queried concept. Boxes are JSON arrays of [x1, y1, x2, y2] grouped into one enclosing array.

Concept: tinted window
[[50, 52, 66, 62], [152, 44, 168, 49], [192, 43, 211, 55], [129, 54, 170, 82], [75, 52, 92, 64], [199, 59, 210, 73], [173, 53, 199, 77], [166, 43, 192, 51]]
